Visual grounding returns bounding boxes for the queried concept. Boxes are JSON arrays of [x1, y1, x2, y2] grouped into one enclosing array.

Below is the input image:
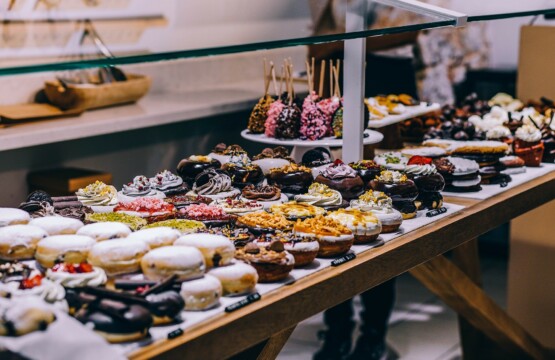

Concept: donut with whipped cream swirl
[[187, 169, 240, 200], [177, 155, 221, 187]]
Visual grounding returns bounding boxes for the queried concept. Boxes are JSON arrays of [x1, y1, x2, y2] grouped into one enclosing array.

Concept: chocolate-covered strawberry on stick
[[317, 60, 341, 137], [264, 65, 285, 138], [248, 60, 275, 134], [300, 58, 327, 140], [274, 61, 301, 139]]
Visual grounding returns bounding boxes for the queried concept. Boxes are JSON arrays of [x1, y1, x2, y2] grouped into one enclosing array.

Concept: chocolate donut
[[349, 160, 383, 188], [369, 181, 419, 203], [267, 164, 314, 195], [314, 160, 365, 200], [221, 153, 265, 189], [177, 156, 221, 186], [242, 185, 281, 201]]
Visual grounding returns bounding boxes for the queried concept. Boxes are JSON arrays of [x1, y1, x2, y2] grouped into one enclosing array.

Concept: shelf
[[240, 129, 384, 147], [0, 81, 283, 152], [366, 102, 440, 129]]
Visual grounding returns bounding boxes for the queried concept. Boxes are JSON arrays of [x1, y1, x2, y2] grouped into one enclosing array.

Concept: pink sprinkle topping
[[180, 203, 227, 220], [114, 197, 175, 213]]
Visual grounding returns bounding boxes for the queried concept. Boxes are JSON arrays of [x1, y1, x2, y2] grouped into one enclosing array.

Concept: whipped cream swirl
[[295, 183, 342, 206], [122, 176, 158, 197], [321, 163, 357, 179], [515, 125, 542, 143], [46, 267, 107, 288], [76, 181, 118, 206], [150, 170, 183, 191], [405, 164, 437, 176], [486, 126, 511, 140], [193, 170, 233, 195], [0, 277, 67, 311]]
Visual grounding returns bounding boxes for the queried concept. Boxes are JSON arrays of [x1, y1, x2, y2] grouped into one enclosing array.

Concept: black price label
[[331, 253, 356, 266], [225, 293, 261, 313], [426, 207, 447, 217], [167, 328, 184, 339], [500, 182, 508, 188]]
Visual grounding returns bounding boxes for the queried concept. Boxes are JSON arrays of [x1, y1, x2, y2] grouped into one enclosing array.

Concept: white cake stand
[[241, 129, 384, 162]]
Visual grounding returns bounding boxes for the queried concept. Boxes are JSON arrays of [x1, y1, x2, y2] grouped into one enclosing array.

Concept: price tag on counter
[[225, 293, 261, 313], [426, 207, 447, 217], [331, 253, 356, 266]]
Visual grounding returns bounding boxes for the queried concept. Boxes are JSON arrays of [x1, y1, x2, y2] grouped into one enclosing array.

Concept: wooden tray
[[44, 74, 151, 111], [0, 103, 84, 124]]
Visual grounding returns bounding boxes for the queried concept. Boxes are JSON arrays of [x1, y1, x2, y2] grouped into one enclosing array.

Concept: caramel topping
[[237, 211, 292, 230], [294, 215, 352, 237], [269, 201, 326, 218], [270, 163, 311, 174]]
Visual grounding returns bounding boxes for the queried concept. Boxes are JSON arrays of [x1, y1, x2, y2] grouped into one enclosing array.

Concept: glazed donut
[[126, 227, 181, 249], [0, 208, 30, 227], [29, 216, 84, 235], [179, 274, 222, 311], [140, 246, 205, 282], [35, 235, 96, 268], [0, 225, 48, 261], [0, 297, 56, 337], [174, 233, 235, 268], [76, 222, 131, 242], [208, 262, 258, 296], [88, 239, 150, 276]]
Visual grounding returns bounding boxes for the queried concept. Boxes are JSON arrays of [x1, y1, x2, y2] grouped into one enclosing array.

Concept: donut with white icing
[[88, 239, 150, 276], [0, 208, 30, 227], [29, 216, 84, 235], [0, 297, 56, 336], [126, 227, 181, 249], [0, 225, 48, 260], [208, 262, 258, 296], [141, 246, 205, 281], [36, 235, 96, 268], [76, 222, 131, 241], [174, 233, 235, 268], [180, 274, 222, 311]]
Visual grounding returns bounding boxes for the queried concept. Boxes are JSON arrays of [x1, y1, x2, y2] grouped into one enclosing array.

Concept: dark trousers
[[324, 278, 396, 342]]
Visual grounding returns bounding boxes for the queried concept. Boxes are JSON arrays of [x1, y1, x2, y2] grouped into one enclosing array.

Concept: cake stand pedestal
[[240, 129, 384, 162]]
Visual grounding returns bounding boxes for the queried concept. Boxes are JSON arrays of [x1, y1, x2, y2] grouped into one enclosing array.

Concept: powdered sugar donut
[[180, 274, 222, 311], [126, 227, 181, 249], [76, 222, 131, 241], [29, 216, 83, 235], [141, 246, 205, 281], [0, 225, 48, 260], [88, 239, 150, 276], [0, 208, 30, 227], [208, 262, 258, 296], [35, 235, 95, 268], [174, 233, 235, 267]]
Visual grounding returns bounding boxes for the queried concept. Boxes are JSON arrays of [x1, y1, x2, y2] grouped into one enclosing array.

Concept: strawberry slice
[[407, 156, 433, 165]]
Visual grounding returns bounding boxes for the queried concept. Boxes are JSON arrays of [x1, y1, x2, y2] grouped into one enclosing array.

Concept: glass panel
[[0, 0, 453, 76], [445, 0, 555, 22]]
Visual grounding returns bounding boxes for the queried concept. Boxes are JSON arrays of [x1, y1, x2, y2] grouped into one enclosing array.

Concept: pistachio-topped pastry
[[85, 212, 147, 231], [76, 181, 118, 208], [143, 219, 206, 233], [294, 183, 343, 208]]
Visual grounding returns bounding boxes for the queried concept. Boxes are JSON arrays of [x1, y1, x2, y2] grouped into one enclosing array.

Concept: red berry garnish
[[407, 156, 433, 165], [333, 159, 344, 166], [76, 263, 93, 273], [19, 275, 42, 289]]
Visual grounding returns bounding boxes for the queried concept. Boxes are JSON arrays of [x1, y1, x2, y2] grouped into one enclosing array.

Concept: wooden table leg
[[229, 325, 297, 360], [409, 254, 550, 360]]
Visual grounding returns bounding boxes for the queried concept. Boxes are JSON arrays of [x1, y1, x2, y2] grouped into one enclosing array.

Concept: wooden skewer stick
[[319, 60, 326, 98], [263, 58, 269, 96], [270, 62, 278, 97], [305, 60, 312, 93]]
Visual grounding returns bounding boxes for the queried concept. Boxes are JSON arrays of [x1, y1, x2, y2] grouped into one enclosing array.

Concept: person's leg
[[314, 298, 356, 360], [348, 279, 397, 360]]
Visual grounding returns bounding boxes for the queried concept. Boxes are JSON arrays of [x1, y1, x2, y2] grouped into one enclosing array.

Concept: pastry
[[208, 261, 258, 296], [149, 170, 188, 197], [269, 201, 326, 220], [404, 156, 445, 210], [236, 211, 292, 233], [264, 99, 284, 138], [248, 94, 274, 134], [29, 216, 84, 235], [118, 175, 165, 204], [433, 157, 482, 192], [0, 270, 67, 311], [142, 219, 206, 234], [0, 297, 57, 337], [400, 147, 447, 159], [300, 91, 328, 140], [0, 208, 30, 227], [208, 144, 246, 165], [213, 198, 264, 215], [315, 160, 365, 200], [301, 147, 333, 178], [174, 233, 235, 268], [176, 155, 222, 187], [85, 212, 147, 231], [370, 171, 419, 219], [349, 160, 383, 188], [76, 181, 118, 213], [140, 246, 205, 282], [349, 190, 403, 233], [76, 222, 131, 242], [293, 215, 354, 257], [113, 198, 176, 223], [374, 152, 409, 171], [318, 96, 341, 136], [36, 235, 95, 268], [514, 124, 544, 167], [486, 125, 513, 145], [235, 241, 295, 282], [221, 152, 264, 188], [326, 209, 382, 244], [499, 156, 526, 175], [187, 169, 240, 200], [240, 184, 287, 209], [180, 274, 222, 311], [254, 233, 319, 267], [126, 227, 181, 249], [275, 103, 301, 139], [252, 147, 292, 175], [46, 262, 107, 288], [178, 203, 231, 226], [331, 106, 344, 138], [0, 225, 48, 261], [267, 163, 314, 195], [294, 183, 344, 209], [88, 239, 150, 276]]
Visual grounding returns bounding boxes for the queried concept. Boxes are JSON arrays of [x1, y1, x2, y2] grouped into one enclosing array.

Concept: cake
[[314, 160, 365, 200]]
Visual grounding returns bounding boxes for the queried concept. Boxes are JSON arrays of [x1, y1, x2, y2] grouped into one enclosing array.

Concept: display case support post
[[342, 0, 368, 163]]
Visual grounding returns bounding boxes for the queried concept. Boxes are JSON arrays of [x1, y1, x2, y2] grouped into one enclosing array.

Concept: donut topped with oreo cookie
[[221, 151, 264, 188], [177, 155, 222, 187]]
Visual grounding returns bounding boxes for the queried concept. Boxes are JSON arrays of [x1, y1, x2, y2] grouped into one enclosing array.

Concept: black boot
[[313, 329, 352, 360], [346, 336, 387, 360]]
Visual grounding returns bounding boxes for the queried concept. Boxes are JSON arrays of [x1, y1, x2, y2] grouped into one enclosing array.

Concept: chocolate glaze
[[275, 104, 301, 139], [145, 291, 184, 319], [355, 168, 383, 188], [222, 163, 265, 188], [369, 180, 419, 203], [314, 174, 365, 200], [267, 171, 314, 195], [393, 200, 417, 215], [75, 300, 152, 335], [417, 192, 444, 210], [176, 158, 221, 186], [411, 173, 445, 193]]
